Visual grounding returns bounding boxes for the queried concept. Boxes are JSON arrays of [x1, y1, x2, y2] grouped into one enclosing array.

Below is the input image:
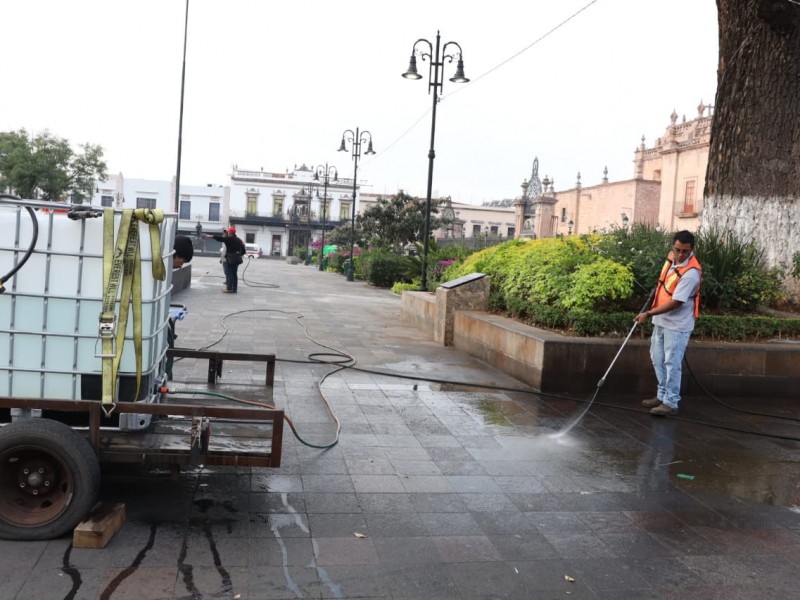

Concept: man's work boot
[[650, 404, 678, 416]]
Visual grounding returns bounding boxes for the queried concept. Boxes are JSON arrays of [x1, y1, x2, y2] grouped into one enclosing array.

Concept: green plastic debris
[[676, 473, 695, 480]]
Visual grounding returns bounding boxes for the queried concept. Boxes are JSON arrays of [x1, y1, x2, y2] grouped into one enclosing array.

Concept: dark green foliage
[[324, 225, 353, 248], [359, 191, 453, 252], [0, 129, 107, 203], [593, 224, 672, 309], [325, 191, 455, 256], [693, 315, 800, 341], [567, 309, 613, 337], [568, 309, 636, 337], [358, 249, 416, 287], [695, 227, 784, 311], [513, 309, 800, 341]]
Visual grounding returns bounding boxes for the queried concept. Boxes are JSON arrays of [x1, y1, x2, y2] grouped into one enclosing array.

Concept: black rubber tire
[[0, 419, 101, 540]]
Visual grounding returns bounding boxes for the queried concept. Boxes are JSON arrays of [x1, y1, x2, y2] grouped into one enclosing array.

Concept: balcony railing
[[229, 210, 347, 229]]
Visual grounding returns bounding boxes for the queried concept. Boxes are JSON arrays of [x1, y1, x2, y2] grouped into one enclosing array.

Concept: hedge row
[[516, 303, 800, 341]]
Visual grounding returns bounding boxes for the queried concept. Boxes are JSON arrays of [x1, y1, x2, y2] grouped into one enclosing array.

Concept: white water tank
[[0, 199, 176, 428]]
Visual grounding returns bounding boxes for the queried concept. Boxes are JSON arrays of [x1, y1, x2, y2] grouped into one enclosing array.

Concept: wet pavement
[[3, 256, 800, 599]]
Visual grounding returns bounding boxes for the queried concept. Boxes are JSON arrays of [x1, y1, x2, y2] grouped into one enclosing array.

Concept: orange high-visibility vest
[[652, 252, 702, 318]]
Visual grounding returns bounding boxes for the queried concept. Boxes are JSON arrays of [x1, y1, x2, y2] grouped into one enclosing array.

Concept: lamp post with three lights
[[314, 163, 338, 271], [338, 128, 375, 281], [402, 31, 469, 291]]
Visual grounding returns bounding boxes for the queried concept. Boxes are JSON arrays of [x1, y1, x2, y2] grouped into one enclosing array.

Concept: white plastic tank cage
[[0, 197, 176, 430]]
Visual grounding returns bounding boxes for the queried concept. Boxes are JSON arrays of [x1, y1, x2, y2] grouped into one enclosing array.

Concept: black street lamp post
[[314, 164, 338, 271], [302, 184, 314, 265], [338, 128, 376, 281], [402, 31, 469, 291]]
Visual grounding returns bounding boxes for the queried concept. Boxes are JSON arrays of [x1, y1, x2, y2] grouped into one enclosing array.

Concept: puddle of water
[[464, 392, 800, 511]]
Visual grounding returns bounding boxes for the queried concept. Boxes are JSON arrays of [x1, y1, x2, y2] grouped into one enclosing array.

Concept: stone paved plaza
[[2, 256, 800, 599]]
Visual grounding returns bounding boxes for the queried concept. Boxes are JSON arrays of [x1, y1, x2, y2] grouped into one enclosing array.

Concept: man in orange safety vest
[[634, 230, 702, 416]]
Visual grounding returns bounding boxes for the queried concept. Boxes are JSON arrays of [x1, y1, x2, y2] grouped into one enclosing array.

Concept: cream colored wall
[[443, 202, 516, 237], [642, 111, 711, 233], [554, 181, 639, 236]]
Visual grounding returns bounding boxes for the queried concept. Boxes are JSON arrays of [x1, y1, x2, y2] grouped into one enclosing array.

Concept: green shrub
[[392, 281, 418, 295], [592, 224, 672, 309], [446, 237, 635, 315], [437, 229, 798, 340], [561, 258, 634, 310], [499, 238, 584, 307], [445, 239, 531, 291], [696, 227, 784, 311], [360, 249, 415, 287], [693, 315, 800, 341], [529, 303, 569, 329], [568, 309, 611, 336]]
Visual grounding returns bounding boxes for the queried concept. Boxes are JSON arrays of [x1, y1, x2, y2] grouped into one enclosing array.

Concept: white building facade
[[227, 164, 360, 257]]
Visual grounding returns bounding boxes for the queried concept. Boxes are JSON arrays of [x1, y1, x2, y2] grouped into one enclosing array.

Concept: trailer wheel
[[0, 419, 101, 540]]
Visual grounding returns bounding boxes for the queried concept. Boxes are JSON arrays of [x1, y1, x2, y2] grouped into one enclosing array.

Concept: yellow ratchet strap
[[100, 208, 166, 412]]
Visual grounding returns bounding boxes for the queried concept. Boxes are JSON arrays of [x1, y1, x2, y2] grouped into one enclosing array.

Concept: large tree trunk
[[704, 0, 800, 296]]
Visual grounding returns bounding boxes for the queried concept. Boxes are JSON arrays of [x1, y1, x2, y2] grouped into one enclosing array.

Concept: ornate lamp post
[[338, 128, 376, 281], [301, 184, 314, 265], [314, 163, 338, 271], [402, 31, 469, 291]]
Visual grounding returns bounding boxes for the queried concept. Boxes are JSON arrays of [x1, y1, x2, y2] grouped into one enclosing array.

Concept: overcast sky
[[1, 0, 718, 205]]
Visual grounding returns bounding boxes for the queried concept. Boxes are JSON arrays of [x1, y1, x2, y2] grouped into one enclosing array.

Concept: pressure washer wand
[[596, 321, 639, 388], [595, 286, 657, 389]]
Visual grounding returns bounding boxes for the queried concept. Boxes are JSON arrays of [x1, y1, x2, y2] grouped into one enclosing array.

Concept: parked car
[[245, 243, 263, 258]]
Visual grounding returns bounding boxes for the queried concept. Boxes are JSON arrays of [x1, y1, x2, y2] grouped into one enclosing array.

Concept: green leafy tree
[[324, 191, 454, 253], [358, 191, 452, 252], [0, 129, 107, 203], [324, 223, 354, 248]]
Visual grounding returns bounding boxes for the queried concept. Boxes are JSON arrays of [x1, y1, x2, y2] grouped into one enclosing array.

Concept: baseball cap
[[227, 226, 236, 234]]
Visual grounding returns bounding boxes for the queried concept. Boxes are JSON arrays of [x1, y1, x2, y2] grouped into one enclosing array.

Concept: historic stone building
[[635, 103, 713, 232], [512, 103, 713, 238]]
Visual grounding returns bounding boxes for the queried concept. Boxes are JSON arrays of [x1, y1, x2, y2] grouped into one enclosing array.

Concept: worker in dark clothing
[[206, 227, 245, 293]]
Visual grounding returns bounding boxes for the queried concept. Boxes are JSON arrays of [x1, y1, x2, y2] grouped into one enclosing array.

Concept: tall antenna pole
[[174, 0, 189, 213]]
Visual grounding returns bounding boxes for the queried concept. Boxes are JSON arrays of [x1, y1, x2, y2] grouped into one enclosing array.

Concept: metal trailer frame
[[0, 349, 283, 540], [0, 347, 283, 468], [0, 394, 284, 469]]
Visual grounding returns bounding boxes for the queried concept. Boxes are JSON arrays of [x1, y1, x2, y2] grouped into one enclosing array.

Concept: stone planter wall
[[401, 289, 800, 399]]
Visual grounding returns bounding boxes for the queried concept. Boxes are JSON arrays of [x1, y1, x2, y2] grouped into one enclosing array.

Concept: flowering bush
[[431, 259, 455, 283]]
